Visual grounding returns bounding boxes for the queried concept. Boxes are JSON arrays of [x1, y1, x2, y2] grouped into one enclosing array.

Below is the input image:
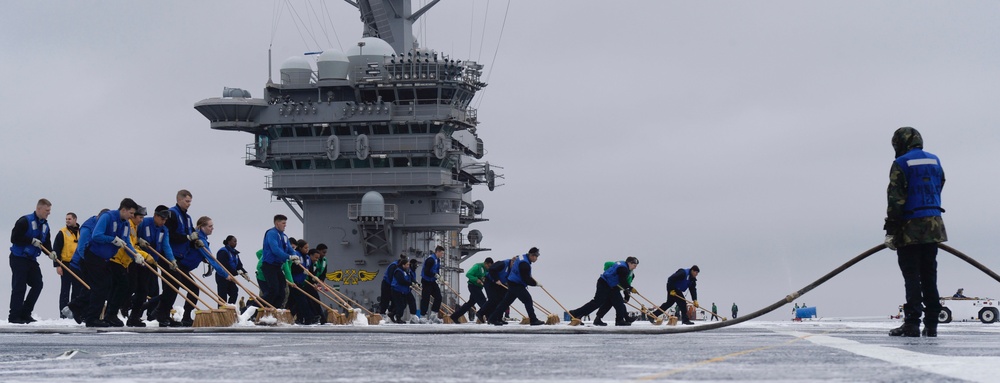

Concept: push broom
[[538, 284, 581, 326], [500, 284, 560, 324], [286, 280, 342, 325], [671, 291, 727, 321], [197, 247, 294, 324], [438, 279, 472, 323], [127, 246, 234, 327], [323, 281, 382, 325]]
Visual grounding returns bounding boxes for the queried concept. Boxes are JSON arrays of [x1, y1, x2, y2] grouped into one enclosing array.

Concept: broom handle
[[439, 278, 469, 304], [671, 291, 727, 321], [198, 247, 277, 310], [308, 280, 352, 310], [40, 247, 91, 290], [633, 290, 660, 309], [499, 283, 552, 316], [539, 284, 577, 321], [323, 281, 376, 316], [125, 246, 209, 309], [144, 245, 228, 306], [286, 280, 339, 313], [139, 261, 202, 309], [300, 269, 357, 310], [624, 300, 662, 322], [411, 284, 455, 315], [186, 247, 233, 305]]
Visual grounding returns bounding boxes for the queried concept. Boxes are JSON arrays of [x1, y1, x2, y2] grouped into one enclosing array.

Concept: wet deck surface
[[0, 320, 996, 382]]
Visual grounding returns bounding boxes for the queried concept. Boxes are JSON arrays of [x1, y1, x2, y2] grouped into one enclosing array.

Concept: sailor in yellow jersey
[[52, 212, 81, 318]]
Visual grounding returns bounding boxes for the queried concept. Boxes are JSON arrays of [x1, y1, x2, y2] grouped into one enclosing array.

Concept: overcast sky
[[2, 1, 999, 322]]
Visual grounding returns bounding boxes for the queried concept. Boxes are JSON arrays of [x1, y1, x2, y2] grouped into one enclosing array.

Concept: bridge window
[[295, 159, 312, 169], [315, 159, 332, 169], [333, 159, 352, 169], [372, 125, 390, 135], [392, 157, 410, 167], [352, 159, 371, 168]]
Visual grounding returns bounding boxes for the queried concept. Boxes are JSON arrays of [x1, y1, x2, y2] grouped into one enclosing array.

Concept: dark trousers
[[898, 243, 941, 325], [66, 265, 89, 319], [378, 281, 393, 314], [391, 289, 416, 320], [156, 267, 200, 321], [261, 262, 286, 308], [289, 282, 316, 320], [216, 276, 239, 305], [128, 264, 153, 319], [58, 267, 83, 317], [572, 279, 626, 322], [82, 251, 112, 322], [453, 283, 486, 318], [653, 294, 690, 322], [106, 263, 130, 321], [478, 282, 505, 320], [8, 255, 43, 321], [420, 280, 442, 315], [489, 283, 537, 322]]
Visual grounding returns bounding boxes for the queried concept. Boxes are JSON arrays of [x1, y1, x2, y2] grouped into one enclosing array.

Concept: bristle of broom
[[442, 314, 454, 324], [326, 311, 340, 325], [654, 318, 664, 326], [346, 310, 357, 323], [368, 314, 382, 325], [192, 310, 213, 327], [216, 308, 238, 327], [548, 314, 560, 325], [274, 309, 295, 324], [458, 316, 468, 324], [569, 318, 582, 326], [520, 317, 530, 325]]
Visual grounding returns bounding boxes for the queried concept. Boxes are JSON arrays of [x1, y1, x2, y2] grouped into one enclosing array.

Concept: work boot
[[682, 320, 695, 325], [181, 312, 194, 327], [106, 317, 125, 327], [593, 318, 608, 326], [21, 315, 37, 324], [449, 313, 460, 323], [922, 319, 938, 337], [86, 319, 111, 328], [889, 323, 920, 337], [615, 320, 632, 326], [126, 318, 147, 327], [529, 318, 545, 326], [158, 318, 182, 328], [489, 317, 506, 326], [61, 307, 75, 321]]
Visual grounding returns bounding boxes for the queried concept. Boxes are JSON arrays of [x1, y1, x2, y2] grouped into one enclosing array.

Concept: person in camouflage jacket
[[884, 126, 946, 338]]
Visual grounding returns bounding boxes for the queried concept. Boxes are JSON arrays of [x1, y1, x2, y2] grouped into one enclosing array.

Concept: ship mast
[[345, 0, 441, 54]]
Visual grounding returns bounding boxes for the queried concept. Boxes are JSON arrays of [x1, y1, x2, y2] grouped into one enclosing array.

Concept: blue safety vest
[[601, 261, 628, 288], [168, 205, 194, 259], [383, 261, 400, 284], [88, 211, 131, 260], [895, 149, 944, 220], [507, 254, 530, 286], [674, 268, 693, 292], [422, 253, 440, 282], [487, 259, 511, 284], [69, 215, 97, 270], [10, 213, 48, 258], [138, 217, 174, 262], [391, 267, 412, 293]]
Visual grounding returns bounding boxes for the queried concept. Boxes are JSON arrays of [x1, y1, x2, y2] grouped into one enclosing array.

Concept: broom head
[[367, 313, 382, 325], [192, 310, 215, 327], [519, 317, 530, 325], [667, 315, 678, 326], [546, 314, 560, 325], [568, 317, 582, 326]]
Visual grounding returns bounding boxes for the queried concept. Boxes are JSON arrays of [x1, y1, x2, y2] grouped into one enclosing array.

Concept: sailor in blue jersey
[[390, 259, 416, 323], [488, 247, 544, 326], [406, 259, 419, 321], [155, 190, 200, 327], [130, 206, 173, 325], [261, 214, 295, 309], [651, 265, 700, 325], [478, 255, 515, 323], [81, 198, 142, 327], [63, 209, 108, 323], [290, 247, 320, 325], [173, 216, 232, 326], [216, 235, 247, 305], [569, 257, 639, 326], [419, 245, 445, 323], [379, 254, 408, 315], [8, 198, 52, 324]]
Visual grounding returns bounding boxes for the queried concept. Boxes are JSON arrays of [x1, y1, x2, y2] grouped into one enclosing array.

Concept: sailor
[[591, 260, 637, 326], [953, 288, 966, 299], [308, 246, 327, 322], [650, 265, 700, 325], [489, 247, 545, 326], [478, 255, 515, 323], [379, 254, 407, 315], [419, 245, 445, 323], [81, 198, 144, 327], [884, 127, 947, 337], [289, 247, 320, 325], [216, 235, 247, 305], [313, 243, 329, 280], [569, 257, 638, 326], [8, 198, 52, 324], [52, 212, 80, 319], [450, 257, 494, 323], [406, 258, 420, 322], [390, 258, 416, 323], [175, 216, 232, 325], [63, 208, 108, 323], [106, 206, 153, 327], [731, 302, 738, 319], [261, 214, 295, 311], [133, 206, 175, 325], [154, 190, 200, 326]]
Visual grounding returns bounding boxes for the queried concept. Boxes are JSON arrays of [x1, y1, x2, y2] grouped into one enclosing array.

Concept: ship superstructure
[[194, 0, 500, 310]]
